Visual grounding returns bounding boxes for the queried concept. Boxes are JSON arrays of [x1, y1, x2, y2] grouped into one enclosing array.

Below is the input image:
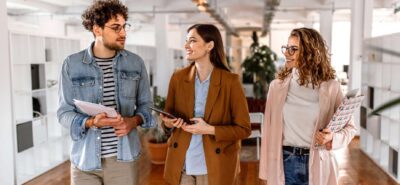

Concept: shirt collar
[[195, 70, 212, 84]]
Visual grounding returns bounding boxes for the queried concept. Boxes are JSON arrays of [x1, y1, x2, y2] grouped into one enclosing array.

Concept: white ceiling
[[6, 0, 397, 36]]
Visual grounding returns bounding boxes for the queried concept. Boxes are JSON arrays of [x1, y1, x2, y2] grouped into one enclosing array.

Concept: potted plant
[[144, 95, 169, 164], [242, 31, 277, 100]]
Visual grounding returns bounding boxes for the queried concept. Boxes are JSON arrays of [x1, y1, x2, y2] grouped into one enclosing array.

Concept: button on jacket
[[163, 64, 251, 185], [57, 42, 155, 171]]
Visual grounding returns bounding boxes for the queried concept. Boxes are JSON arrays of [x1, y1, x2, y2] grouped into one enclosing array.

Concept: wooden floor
[[25, 138, 399, 185]]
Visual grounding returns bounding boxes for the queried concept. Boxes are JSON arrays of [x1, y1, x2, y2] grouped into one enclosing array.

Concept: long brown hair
[[187, 24, 230, 71], [277, 27, 336, 88]]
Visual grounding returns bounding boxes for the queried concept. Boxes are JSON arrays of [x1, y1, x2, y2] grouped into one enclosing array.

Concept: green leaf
[[369, 97, 400, 116]]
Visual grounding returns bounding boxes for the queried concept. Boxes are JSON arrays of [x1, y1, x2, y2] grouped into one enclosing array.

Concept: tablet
[[150, 107, 176, 119]]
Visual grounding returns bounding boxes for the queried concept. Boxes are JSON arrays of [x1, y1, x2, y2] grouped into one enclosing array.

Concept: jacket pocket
[[119, 71, 140, 99], [215, 140, 239, 154], [72, 76, 96, 102]]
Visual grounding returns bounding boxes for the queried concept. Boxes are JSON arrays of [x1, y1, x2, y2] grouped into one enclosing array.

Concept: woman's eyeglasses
[[281, 45, 299, 56]]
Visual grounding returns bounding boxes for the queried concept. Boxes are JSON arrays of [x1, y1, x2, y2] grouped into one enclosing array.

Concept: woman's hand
[[182, 117, 215, 135], [160, 113, 185, 128], [315, 128, 333, 150]]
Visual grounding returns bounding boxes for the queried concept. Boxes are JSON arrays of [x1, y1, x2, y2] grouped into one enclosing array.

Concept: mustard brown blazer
[[163, 63, 251, 185]]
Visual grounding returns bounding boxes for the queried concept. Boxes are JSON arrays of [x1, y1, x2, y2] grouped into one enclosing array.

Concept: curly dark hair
[[277, 27, 336, 88], [81, 0, 128, 32]]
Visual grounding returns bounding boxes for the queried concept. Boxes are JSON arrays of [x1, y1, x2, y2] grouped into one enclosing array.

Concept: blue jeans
[[283, 149, 309, 185]]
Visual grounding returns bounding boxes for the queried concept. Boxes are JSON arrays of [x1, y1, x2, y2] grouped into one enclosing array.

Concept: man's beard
[[104, 38, 125, 51]]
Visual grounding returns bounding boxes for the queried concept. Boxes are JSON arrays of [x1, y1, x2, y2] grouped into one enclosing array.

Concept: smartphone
[[150, 107, 177, 119]]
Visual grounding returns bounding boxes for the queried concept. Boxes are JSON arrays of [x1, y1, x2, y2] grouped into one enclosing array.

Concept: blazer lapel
[[317, 82, 330, 128], [183, 64, 196, 120], [204, 68, 221, 121]]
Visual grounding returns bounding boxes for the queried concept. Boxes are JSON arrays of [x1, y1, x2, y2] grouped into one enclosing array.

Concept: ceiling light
[[193, 0, 209, 12]]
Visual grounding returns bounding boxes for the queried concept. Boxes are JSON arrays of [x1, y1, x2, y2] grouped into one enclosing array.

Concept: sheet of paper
[[73, 99, 117, 118]]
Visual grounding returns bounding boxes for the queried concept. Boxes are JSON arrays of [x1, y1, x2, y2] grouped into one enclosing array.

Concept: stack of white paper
[[73, 99, 117, 118]]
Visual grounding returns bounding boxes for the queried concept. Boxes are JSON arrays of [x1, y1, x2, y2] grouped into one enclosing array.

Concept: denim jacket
[[57, 42, 155, 171]]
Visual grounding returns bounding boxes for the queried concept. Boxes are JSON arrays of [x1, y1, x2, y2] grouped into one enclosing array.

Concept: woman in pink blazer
[[259, 27, 357, 185]]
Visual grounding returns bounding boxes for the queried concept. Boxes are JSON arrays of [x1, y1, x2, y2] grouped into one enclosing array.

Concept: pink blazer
[[259, 74, 357, 185]]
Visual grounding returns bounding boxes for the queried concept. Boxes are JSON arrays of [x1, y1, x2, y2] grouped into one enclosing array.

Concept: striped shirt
[[96, 57, 118, 158]]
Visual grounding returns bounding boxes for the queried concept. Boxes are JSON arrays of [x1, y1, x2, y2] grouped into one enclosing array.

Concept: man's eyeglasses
[[104, 23, 131, 33], [281, 45, 299, 56]]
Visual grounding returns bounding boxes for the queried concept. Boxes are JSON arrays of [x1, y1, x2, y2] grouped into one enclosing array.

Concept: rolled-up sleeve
[[57, 57, 89, 141], [134, 60, 155, 128]]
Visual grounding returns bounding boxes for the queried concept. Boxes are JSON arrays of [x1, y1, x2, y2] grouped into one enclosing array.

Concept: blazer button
[[215, 148, 221, 154], [173, 142, 178, 148]]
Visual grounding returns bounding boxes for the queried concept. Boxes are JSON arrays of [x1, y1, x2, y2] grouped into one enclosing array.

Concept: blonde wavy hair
[[277, 27, 336, 88]]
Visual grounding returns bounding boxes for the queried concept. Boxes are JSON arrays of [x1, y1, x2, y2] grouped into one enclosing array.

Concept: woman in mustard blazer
[[160, 24, 251, 185]]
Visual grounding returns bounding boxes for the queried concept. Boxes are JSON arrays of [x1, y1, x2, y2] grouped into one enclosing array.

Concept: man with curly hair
[[57, 0, 154, 184]]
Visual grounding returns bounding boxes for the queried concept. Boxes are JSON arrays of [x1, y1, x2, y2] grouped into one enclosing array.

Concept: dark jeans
[[283, 149, 310, 185]]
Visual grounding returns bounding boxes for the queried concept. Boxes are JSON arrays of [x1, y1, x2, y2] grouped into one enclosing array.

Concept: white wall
[[167, 28, 185, 49], [8, 15, 66, 37], [332, 21, 351, 73], [269, 29, 292, 69], [0, 1, 16, 184], [372, 21, 400, 37], [125, 24, 184, 49], [270, 29, 291, 58], [127, 30, 155, 46]]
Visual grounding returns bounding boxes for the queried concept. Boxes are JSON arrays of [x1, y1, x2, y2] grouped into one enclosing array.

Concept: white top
[[282, 68, 320, 148]]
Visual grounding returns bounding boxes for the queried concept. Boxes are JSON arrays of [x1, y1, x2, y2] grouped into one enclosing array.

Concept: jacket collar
[[83, 42, 128, 64], [184, 63, 221, 86], [276, 69, 329, 97], [183, 63, 222, 121], [276, 72, 292, 90]]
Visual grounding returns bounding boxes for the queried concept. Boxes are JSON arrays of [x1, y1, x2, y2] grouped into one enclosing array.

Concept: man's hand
[[113, 116, 142, 137], [86, 113, 123, 128], [181, 117, 215, 135]]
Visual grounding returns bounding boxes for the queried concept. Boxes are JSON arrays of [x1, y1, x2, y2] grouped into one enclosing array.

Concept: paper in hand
[[73, 99, 118, 118]]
